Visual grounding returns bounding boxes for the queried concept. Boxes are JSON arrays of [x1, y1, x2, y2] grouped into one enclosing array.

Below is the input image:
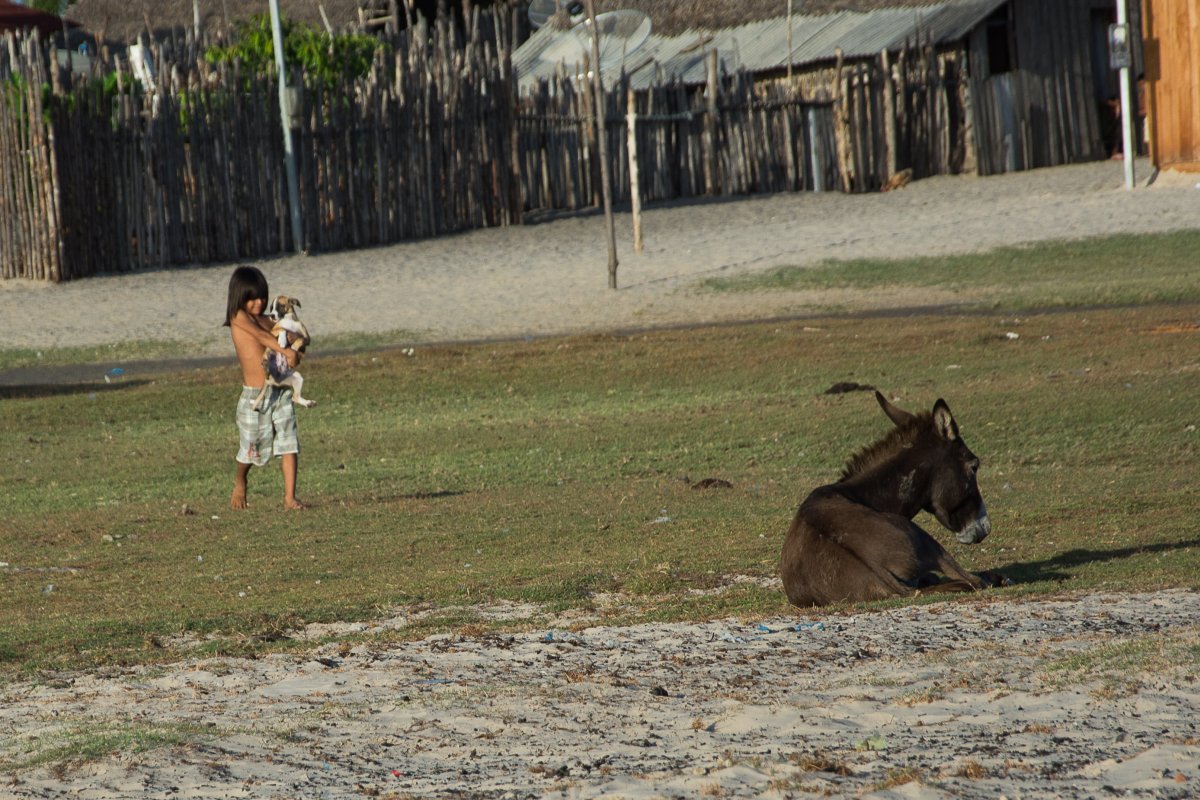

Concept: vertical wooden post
[[584, 0, 619, 289], [786, 0, 794, 83], [881, 48, 897, 180], [704, 48, 719, 194], [626, 85, 643, 252], [833, 47, 852, 192]]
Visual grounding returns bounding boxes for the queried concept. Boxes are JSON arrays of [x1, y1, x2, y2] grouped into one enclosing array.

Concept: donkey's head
[[876, 392, 991, 545]]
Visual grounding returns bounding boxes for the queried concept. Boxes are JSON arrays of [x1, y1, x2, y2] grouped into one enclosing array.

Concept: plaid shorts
[[235, 386, 299, 466]]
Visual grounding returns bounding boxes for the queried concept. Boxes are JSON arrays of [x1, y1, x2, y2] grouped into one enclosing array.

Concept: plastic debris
[[754, 622, 826, 634], [652, 509, 673, 524], [856, 735, 888, 751], [42, 584, 55, 595]]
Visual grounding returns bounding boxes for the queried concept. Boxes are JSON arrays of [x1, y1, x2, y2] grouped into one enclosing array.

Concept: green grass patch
[[2, 244, 1200, 676], [1041, 632, 1200, 698], [701, 230, 1200, 310], [0, 720, 214, 773]]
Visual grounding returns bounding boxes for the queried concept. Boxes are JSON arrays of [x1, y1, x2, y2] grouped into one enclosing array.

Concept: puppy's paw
[[296, 398, 317, 408]]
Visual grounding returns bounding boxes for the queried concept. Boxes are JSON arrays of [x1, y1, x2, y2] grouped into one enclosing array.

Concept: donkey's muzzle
[[956, 508, 991, 545]]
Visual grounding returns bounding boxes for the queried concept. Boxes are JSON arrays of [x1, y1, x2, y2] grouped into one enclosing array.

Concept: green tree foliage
[[26, 0, 71, 13], [204, 15, 384, 85]]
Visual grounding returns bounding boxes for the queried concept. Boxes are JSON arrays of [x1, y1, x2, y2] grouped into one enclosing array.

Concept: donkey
[[780, 392, 1008, 607]]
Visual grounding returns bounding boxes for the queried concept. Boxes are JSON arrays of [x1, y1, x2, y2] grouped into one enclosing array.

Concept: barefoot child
[[224, 265, 307, 510]]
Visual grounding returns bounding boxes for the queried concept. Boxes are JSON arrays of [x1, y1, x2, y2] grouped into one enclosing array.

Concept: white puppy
[[252, 296, 316, 411]]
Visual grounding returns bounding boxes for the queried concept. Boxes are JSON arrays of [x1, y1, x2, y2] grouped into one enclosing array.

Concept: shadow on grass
[[401, 490, 466, 500], [0, 380, 153, 400], [996, 537, 1200, 583]]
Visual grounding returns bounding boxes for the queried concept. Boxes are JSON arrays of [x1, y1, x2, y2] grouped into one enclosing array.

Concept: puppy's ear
[[292, 298, 301, 309]]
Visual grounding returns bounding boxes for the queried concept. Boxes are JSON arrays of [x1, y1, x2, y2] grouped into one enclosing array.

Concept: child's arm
[[232, 311, 298, 368]]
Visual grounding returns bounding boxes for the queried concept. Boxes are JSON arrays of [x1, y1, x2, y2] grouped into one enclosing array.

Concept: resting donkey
[[780, 392, 1008, 607]]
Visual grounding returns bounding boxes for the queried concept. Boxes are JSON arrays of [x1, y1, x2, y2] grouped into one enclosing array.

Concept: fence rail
[[3, 21, 992, 282]]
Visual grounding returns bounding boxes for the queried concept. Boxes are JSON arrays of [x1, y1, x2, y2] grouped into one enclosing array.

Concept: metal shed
[[513, 0, 1008, 92]]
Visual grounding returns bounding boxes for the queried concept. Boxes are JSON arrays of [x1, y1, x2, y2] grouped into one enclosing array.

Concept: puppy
[[251, 295, 316, 411]]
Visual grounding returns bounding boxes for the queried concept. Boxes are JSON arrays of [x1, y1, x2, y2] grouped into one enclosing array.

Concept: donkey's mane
[[839, 412, 932, 481]]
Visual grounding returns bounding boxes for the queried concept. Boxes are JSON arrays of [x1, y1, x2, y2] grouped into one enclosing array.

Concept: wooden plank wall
[[1142, 0, 1200, 170], [969, 0, 1108, 176]]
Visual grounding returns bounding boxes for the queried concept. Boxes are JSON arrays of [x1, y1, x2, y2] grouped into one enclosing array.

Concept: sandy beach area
[[3, 159, 1200, 797], [0, 158, 1196, 359], [4, 589, 1200, 798]]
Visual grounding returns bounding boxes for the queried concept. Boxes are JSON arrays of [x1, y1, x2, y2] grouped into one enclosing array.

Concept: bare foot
[[231, 485, 248, 509], [284, 498, 308, 510]]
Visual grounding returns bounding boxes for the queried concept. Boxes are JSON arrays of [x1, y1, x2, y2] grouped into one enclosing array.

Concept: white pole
[[269, 0, 305, 252], [1116, 0, 1135, 189]]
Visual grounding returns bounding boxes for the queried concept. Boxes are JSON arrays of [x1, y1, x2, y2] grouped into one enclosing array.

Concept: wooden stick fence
[[0, 23, 1055, 283]]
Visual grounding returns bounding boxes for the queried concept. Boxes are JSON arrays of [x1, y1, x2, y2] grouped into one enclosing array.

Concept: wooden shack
[[1141, 0, 1200, 171], [964, 0, 1143, 173], [527, 0, 1142, 176]]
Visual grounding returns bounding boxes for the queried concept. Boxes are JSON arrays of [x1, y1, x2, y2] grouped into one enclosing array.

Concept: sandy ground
[[3, 159, 1200, 797], [3, 589, 1200, 798], [0, 158, 1196, 361]]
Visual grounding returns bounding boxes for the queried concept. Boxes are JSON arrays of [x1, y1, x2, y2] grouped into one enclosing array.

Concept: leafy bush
[[205, 15, 384, 85]]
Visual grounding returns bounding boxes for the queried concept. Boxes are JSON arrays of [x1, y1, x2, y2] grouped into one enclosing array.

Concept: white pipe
[[269, 0, 304, 251], [1117, 0, 1135, 189]]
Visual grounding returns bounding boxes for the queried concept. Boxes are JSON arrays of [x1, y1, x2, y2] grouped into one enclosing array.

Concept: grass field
[[1, 232, 1198, 676]]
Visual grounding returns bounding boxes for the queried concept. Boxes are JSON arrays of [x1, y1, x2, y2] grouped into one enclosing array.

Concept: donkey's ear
[[932, 399, 960, 441], [876, 391, 916, 427]]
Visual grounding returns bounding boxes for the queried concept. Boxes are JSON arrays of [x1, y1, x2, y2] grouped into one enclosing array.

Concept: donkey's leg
[[909, 523, 988, 591]]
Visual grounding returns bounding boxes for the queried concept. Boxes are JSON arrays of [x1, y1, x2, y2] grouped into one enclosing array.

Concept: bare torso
[[230, 309, 278, 388]]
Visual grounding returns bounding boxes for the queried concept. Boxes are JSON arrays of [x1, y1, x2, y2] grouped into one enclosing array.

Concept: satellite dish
[[528, 0, 585, 30], [571, 10, 652, 73]]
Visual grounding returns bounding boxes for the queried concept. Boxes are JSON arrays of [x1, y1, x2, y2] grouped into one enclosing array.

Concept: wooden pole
[[626, 85, 643, 252], [786, 0, 793, 83], [881, 48, 897, 180], [704, 48, 719, 194], [584, 0, 619, 289]]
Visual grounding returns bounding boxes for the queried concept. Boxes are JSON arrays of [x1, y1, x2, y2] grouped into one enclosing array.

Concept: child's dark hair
[[224, 265, 269, 326]]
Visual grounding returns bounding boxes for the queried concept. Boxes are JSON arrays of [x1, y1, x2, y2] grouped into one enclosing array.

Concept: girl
[[224, 265, 306, 509]]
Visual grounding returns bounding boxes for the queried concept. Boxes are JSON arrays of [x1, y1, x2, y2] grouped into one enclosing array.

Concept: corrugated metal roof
[[514, 0, 1008, 92]]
